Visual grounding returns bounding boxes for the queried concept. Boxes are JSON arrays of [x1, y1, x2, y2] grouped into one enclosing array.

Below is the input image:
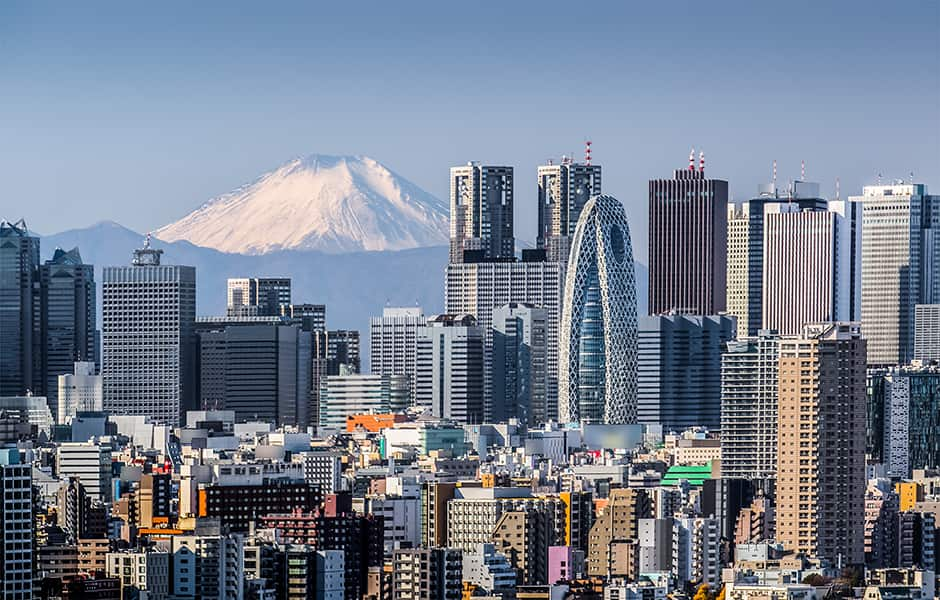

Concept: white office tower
[[720, 332, 780, 485], [57, 441, 112, 504], [762, 198, 859, 336], [915, 304, 940, 362], [537, 160, 602, 262], [369, 307, 426, 403], [850, 183, 940, 366], [0, 449, 31, 600], [57, 361, 102, 424], [318, 372, 409, 430], [446, 260, 563, 422], [102, 239, 196, 426], [558, 195, 638, 424], [449, 163, 514, 263], [415, 314, 484, 423], [726, 202, 752, 339]]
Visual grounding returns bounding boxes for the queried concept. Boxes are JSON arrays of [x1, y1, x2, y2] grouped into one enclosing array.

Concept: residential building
[[370, 306, 426, 403], [449, 163, 514, 263], [57, 441, 112, 504], [850, 183, 940, 366], [199, 480, 322, 532], [415, 314, 484, 423], [720, 331, 780, 483], [315, 550, 345, 600], [537, 160, 602, 262], [776, 323, 866, 564], [492, 302, 548, 425], [637, 313, 735, 431], [57, 361, 102, 424], [463, 543, 516, 593], [102, 238, 196, 426], [648, 156, 728, 315], [558, 195, 638, 424], [672, 517, 721, 588], [106, 549, 170, 600], [170, 532, 245, 600], [586, 488, 652, 578], [392, 547, 463, 600]]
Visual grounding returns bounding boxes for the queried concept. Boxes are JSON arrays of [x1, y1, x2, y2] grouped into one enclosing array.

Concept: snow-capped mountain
[[155, 154, 449, 255]]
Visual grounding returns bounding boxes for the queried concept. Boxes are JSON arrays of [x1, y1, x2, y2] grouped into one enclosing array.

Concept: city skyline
[[1, 1, 938, 262]]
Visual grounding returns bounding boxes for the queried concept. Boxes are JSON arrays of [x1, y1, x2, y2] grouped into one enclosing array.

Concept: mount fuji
[[155, 154, 449, 255]]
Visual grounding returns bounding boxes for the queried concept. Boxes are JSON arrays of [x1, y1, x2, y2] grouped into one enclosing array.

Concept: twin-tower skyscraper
[[445, 158, 637, 424]]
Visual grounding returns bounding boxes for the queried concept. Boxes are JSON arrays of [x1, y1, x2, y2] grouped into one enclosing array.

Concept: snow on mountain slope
[[155, 154, 449, 255]]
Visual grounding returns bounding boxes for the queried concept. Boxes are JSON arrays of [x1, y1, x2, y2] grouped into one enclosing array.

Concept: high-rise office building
[[415, 314, 484, 423], [196, 323, 312, 426], [0, 448, 32, 600], [850, 183, 940, 366], [873, 365, 940, 479], [725, 182, 828, 338], [370, 307, 426, 403], [776, 322, 865, 564], [445, 258, 563, 422], [41, 247, 96, 408], [914, 304, 940, 363], [720, 331, 780, 484], [227, 277, 291, 317], [762, 198, 859, 336], [319, 372, 409, 430], [648, 155, 728, 315], [492, 303, 548, 425], [449, 163, 514, 263], [558, 195, 637, 424], [282, 303, 327, 333], [0, 218, 41, 397], [57, 361, 103, 425], [102, 239, 196, 426], [537, 160, 602, 262], [324, 329, 360, 375], [637, 313, 735, 432]]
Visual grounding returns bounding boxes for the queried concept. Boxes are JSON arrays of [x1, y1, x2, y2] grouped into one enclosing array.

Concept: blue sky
[[1, 1, 937, 259]]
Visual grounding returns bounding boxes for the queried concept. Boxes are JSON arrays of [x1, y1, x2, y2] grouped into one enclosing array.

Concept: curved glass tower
[[558, 195, 637, 423]]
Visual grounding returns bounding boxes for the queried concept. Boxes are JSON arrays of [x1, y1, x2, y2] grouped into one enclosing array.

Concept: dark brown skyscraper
[[648, 151, 728, 315]]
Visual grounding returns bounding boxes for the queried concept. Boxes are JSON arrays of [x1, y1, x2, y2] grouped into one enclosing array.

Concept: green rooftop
[[660, 462, 713, 487]]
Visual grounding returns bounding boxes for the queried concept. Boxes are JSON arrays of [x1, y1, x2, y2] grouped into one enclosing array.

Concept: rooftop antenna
[[878, 172, 883, 185], [801, 160, 805, 181], [836, 177, 841, 201], [910, 171, 915, 184], [773, 160, 777, 192], [699, 151, 705, 173], [689, 148, 695, 171], [584, 140, 592, 166]]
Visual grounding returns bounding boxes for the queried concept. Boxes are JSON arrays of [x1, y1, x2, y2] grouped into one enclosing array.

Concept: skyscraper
[[725, 182, 828, 338], [776, 322, 866, 564], [445, 258, 563, 422], [874, 364, 940, 479], [850, 183, 940, 366], [319, 373, 409, 430], [370, 307, 426, 403], [0, 219, 41, 397], [227, 277, 291, 317], [761, 198, 859, 336], [57, 361, 103, 425], [415, 314, 484, 423], [720, 331, 780, 484], [282, 303, 327, 333], [41, 247, 97, 408], [648, 153, 728, 315], [449, 163, 514, 263], [637, 313, 735, 432], [196, 323, 312, 426], [491, 302, 548, 425], [558, 195, 637, 424], [102, 239, 196, 426], [537, 160, 602, 262]]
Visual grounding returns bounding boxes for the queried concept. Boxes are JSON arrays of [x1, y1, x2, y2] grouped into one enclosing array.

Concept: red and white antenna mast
[[801, 159, 805, 181], [699, 151, 705, 173], [773, 160, 777, 188], [689, 148, 695, 171], [585, 140, 592, 166]]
